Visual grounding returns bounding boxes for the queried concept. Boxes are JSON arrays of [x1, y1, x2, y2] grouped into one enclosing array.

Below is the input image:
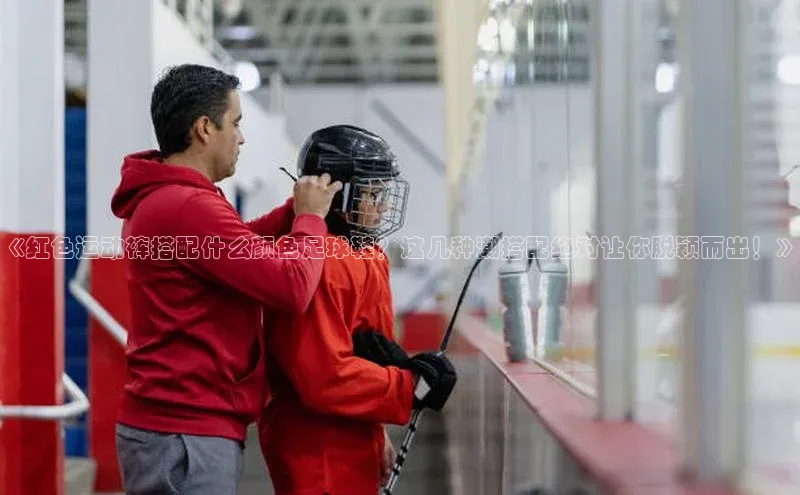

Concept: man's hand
[[293, 173, 343, 219], [381, 427, 396, 486]]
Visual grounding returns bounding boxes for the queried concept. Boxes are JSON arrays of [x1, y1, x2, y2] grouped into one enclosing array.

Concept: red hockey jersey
[[258, 235, 415, 495]]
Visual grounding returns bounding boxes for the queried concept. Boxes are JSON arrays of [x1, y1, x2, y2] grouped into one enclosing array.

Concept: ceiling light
[[235, 61, 261, 92], [655, 62, 677, 94], [778, 55, 800, 85], [219, 25, 260, 41]]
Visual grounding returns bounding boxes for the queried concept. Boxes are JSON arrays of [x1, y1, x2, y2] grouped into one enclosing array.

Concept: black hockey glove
[[409, 352, 457, 412], [352, 329, 410, 369]]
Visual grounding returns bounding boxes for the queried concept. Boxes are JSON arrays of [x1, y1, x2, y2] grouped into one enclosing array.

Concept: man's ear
[[192, 115, 213, 145]]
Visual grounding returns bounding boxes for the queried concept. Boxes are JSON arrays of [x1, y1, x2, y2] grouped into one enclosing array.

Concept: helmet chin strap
[[326, 210, 376, 251]]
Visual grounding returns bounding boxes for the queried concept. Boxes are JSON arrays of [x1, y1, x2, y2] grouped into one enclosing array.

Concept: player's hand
[[381, 427, 395, 485], [409, 352, 457, 412], [293, 173, 343, 219], [352, 329, 410, 369]]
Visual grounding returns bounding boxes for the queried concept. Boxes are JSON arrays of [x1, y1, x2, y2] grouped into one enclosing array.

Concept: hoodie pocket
[[221, 331, 266, 421]]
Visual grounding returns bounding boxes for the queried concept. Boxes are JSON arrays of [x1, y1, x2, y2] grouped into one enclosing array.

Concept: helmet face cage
[[342, 175, 409, 240], [301, 144, 410, 243]]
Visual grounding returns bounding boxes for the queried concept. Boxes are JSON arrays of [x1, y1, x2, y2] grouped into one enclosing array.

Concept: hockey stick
[[382, 231, 503, 495]]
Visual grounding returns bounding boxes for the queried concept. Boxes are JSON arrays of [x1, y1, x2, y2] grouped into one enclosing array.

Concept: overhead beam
[[269, 0, 431, 7], [64, 3, 86, 23], [344, 1, 371, 81], [260, 62, 438, 79], [230, 44, 437, 62], [285, 0, 322, 81], [240, 0, 294, 69], [230, 0, 442, 84], [265, 22, 436, 37]]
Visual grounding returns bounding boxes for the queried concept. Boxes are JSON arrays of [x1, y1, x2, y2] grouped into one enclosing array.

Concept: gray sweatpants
[[115, 423, 244, 495]]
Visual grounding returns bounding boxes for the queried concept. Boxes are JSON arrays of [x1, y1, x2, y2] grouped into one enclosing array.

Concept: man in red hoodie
[[110, 63, 341, 495]]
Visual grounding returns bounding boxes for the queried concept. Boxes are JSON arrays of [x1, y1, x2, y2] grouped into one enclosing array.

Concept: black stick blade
[[438, 231, 504, 353], [478, 231, 503, 260]]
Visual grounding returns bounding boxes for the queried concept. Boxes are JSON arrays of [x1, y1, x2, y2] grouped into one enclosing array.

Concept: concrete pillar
[[87, 0, 154, 246], [677, 0, 748, 484], [593, 0, 637, 420], [86, 1, 154, 489], [438, 0, 485, 239], [0, 0, 66, 494], [437, 0, 486, 303]]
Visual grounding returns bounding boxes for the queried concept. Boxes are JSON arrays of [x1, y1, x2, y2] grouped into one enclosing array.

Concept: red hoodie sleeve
[[246, 197, 295, 238], [269, 266, 415, 425], [174, 191, 326, 313]]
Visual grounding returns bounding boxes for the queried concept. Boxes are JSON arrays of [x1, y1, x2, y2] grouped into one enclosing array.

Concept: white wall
[[238, 113, 297, 222], [1, 0, 65, 234], [88, 0, 154, 241], [150, 3, 291, 207], [88, 0, 290, 241]]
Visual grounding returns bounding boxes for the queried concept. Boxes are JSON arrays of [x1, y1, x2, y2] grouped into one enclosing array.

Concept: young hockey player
[[258, 124, 457, 495]]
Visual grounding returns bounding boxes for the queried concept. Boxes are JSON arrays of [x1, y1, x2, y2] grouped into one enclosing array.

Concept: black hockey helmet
[[297, 124, 409, 240]]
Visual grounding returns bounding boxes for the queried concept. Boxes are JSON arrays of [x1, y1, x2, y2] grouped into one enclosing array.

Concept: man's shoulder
[[126, 187, 231, 238], [158, 184, 223, 206], [143, 186, 235, 221], [132, 184, 204, 213]]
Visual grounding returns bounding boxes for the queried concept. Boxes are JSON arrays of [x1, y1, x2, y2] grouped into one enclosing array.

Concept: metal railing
[[68, 256, 128, 348], [0, 254, 132, 425], [529, 355, 597, 401], [0, 373, 89, 421], [0, 259, 111, 423]]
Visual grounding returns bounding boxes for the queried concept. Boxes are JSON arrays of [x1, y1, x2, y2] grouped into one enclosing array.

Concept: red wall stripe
[[89, 257, 129, 492], [0, 233, 23, 495], [0, 232, 64, 495], [400, 312, 446, 353]]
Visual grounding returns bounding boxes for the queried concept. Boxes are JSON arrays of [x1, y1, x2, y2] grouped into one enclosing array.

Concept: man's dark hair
[[150, 64, 240, 157]]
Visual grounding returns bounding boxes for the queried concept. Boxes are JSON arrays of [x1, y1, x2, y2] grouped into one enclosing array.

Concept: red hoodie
[[110, 150, 326, 442]]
